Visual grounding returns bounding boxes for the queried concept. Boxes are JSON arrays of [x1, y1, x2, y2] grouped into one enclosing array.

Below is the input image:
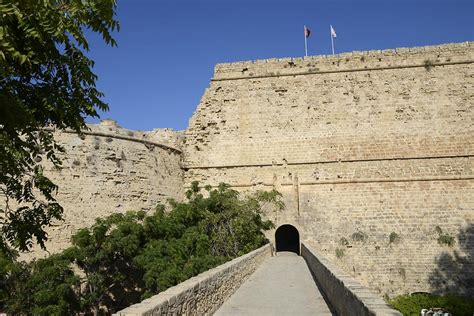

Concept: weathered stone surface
[[302, 244, 402, 315], [182, 42, 474, 297], [113, 244, 272, 316], [215, 251, 333, 315], [22, 120, 184, 260], [16, 42, 474, 298]]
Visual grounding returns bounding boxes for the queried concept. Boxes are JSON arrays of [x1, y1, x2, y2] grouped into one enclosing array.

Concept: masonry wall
[[28, 120, 184, 258], [114, 244, 272, 316], [183, 42, 474, 297]]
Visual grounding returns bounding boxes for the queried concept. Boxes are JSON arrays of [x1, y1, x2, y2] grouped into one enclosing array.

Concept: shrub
[[438, 234, 455, 247], [335, 248, 345, 259], [339, 237, 349, 246], [351, 231, 368, 242], [424, 59, 435, 71], [434, 226, 455, 247], [0, 182, 283, 314], [389, 232, 400, 244], [389, 293, 474, 316]]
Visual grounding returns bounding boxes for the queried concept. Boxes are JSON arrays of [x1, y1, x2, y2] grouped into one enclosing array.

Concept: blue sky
[[85, 0, 474, 131]]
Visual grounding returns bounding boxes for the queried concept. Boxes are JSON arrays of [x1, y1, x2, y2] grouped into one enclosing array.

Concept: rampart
[[183, 42, 474, 297], [28, 119, 184, 258]]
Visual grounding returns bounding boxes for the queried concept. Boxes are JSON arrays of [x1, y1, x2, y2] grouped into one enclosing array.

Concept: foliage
[[389, 232, 400, 244], [389, 293, 474, 316], [438, 234, 455, 247], [435, 226, 456, 247], [63, 210, 147, 314], [0, 0, 118, 252], [335, 248, 345, 259], [351, 230, 368, 242], [424, 59, 435, 71], [0, 183, 281, 314], [0, 250, 80, 315], [339, 237, 349, 246], [135, 183, 280, 299]]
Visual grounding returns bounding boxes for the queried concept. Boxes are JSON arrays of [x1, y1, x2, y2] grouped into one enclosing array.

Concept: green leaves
[[0, 252, 80, 315], [0, 183, 282, 314], [389, 293, 474, 316], [0, 0, 118, 252]]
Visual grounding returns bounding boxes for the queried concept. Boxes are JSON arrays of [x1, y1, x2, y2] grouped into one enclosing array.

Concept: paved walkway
[[214, 252, 334, 316]]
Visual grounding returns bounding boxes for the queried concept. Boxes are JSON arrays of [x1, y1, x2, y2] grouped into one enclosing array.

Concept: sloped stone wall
[[25, 120, 184, 259]]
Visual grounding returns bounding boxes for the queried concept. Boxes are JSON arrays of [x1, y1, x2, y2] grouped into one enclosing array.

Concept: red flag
[[304, 25, 311, 38]]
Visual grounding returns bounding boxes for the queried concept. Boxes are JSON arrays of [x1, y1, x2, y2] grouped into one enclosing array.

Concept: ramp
[[214, 251, 334, 316]]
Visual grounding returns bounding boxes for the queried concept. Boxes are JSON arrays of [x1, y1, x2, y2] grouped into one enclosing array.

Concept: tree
[[12, 182, 279, 314], [0, 0, 119, 252], [0, 183, 282, 314], [135, 182, 281, 299]]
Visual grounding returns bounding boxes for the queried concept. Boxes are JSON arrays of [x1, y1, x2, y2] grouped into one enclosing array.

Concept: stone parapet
[[301, 244, 402, 316], [213, 42, 473, 81], [183, 41, 474, 297], [114, 244, 272, 316]]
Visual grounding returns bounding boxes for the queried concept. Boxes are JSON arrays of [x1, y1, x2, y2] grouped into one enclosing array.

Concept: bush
[[424, 59, 435, 71], [339, 237, 349, 246], [351, 231, 368, 242], [0, 252, 80, 315], [0, 182, 283, 314], [435, 226, 456, 247], [438, 234, 455, 247], [389, 232, 400, 244], [389, 293, 474, 316]]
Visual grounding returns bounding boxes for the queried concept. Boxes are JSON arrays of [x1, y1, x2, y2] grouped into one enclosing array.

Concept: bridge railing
[[113, 244, 272, 316], [301, 243, 402, 316]]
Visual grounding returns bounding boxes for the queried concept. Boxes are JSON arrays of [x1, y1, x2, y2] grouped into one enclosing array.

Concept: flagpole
[[304, 26, 308, 57], [330, 25, 335, 55]]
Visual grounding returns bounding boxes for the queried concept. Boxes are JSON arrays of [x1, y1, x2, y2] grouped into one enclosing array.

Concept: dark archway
[[275, 224, 300, 254]]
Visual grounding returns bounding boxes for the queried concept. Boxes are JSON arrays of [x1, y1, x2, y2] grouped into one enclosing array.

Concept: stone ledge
[[212, 41, 473, 81], [212, 60, 473, 81], [214, 41, 472, 68], [301, 243, 402, 316], [43, 127, 182, 154], [113, 244, 272, 316]]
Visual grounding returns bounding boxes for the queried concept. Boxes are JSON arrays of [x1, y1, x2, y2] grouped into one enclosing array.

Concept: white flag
[[330, 25, 337, 38]]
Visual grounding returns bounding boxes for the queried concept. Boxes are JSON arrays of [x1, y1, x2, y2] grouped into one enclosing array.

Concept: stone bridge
[[114, 225, 401, 316]]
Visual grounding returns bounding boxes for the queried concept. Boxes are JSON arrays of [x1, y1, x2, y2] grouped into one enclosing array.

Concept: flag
[[304, 25, 311, 38], [330, 25, 337, 38]]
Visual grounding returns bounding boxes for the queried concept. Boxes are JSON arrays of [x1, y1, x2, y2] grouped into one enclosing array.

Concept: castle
[[36, 42, 473, 298]]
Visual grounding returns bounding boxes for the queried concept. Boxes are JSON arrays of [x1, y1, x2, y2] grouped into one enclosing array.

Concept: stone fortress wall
[[37, 42, 473, 298], [31, 119, 184, 258], [183, 42, 474, 297]]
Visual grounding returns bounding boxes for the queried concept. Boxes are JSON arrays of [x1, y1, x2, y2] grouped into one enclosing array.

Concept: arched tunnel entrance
[[275, 225, 300, 255]]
